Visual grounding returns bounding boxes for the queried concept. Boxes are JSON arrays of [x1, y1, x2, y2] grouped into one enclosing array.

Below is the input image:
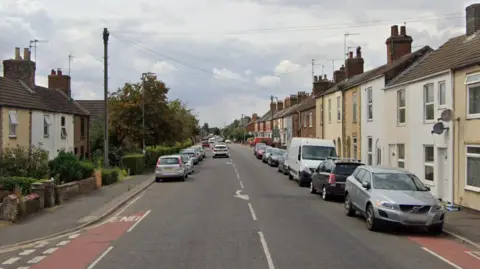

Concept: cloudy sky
[[0, 0, 477, 127]]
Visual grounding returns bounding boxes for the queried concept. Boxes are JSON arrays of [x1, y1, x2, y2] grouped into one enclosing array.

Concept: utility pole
[[141, 72, 156, 154], [311, 59, 314, 83], [241, 114, 245, 144], [344, 32, 359, 59], [103, 28, 109, 168], [68, 53, 75, 76], [29, 39, 48, 62]]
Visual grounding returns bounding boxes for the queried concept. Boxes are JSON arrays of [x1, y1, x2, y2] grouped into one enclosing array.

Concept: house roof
[[0, 76, 89, 116], [76, 100, 105, 122], [273, 103, 298, 119], [294, 95, 316, 113], [388, 34, 480, 86], [317, 46, 433, 96], [256, 110, 272, 123]]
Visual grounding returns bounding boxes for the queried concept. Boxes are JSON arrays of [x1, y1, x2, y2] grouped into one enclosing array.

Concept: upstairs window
[[61, 116, 67, 139], [9, 111, 18, 137], [44, 115, 51, 137], [336, 96, 341, 121], [367, 87, 373, 120], [423, 83, 434, 121], [466, 73, 480, 118], [397, 89, 406, 124], [352, 92, 357, 122]]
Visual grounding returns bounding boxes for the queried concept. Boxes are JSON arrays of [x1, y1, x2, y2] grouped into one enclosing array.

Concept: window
[[80, 146, 85, 158], [466, 145, 480, 191], [352, 92, 357, 122], [328, 99, 331, 123], [397, 144, 405, 168], [336, 96, 341, 121], [397, 89, 406, 124], [320, 105, 323, 124], [61, 116, 67, 139], [367, 87, 373, 120], [80, 117, 85, 138], [424, 145, 434, 182], [309, 112, 313, 127], [376, 148, 382, 165], [353, 136, 358, 160], [44, 115, 51, 137], [367, 137, 373, 165], [303, 113, 307, 127], [423, 83, 434, 121], [438, 81, 446, 107], [8, 111, 18, 137], [466, 73, 480, 118]]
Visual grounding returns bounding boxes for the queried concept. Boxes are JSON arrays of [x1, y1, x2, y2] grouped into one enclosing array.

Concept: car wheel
[[310, 182, 317, 194], [344, 194, 355, 216], [366, 204, 379, 231], [155, 177, 161, 183], [288, 171, 293, 180], [185, 173, 189, 179], [321, 186, 330, 201]]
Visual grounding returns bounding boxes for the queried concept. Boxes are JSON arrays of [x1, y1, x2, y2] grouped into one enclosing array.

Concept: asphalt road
[[5, 144, 479, 269]]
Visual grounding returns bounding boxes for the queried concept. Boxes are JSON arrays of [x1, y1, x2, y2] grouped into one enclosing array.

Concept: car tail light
[[156, 158, 161, 166], [328, 174, 336, 184], [178, 157, 183, 166]]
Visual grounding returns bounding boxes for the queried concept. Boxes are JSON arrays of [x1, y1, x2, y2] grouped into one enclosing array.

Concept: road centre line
[[258, 232, 275, 269], [248, 203, 257, 220], [87, 246, 114, 269], [127, 210, 151, 232], [421, 247, 462, 269], [239, 181, 244, 189]]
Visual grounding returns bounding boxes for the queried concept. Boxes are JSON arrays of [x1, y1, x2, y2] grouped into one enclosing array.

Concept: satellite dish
[[431, 122, 447, 135], [440, 109, 454, 122]]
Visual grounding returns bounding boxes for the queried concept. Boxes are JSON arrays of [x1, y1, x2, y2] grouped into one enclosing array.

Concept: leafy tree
[[202, 123, 209, 133]]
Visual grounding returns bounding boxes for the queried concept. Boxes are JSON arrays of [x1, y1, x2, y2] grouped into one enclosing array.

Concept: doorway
[[388, 144, 396, 167], [436, 148, 452, 203]]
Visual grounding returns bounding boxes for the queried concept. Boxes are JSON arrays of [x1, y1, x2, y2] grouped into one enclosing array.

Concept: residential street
[[4, 144, 479, 269]]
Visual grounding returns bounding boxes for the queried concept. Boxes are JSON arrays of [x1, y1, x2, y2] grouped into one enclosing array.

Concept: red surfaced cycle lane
[[29, 211, 147, 269]]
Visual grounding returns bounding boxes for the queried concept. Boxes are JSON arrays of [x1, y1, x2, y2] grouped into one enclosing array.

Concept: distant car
[[180, 154, 195, 174], [262, 147, 274, 163], [254, 143, 267, 157], [344, 166, 445, 234], [213, 144, 229, 158], [180, 148, 198, 164], [225, 139, 231, 144], [202, 140, 210, 148], [277, 152, 289, 175], [268, 148, 285, 167], [155, 155, 188, 182]]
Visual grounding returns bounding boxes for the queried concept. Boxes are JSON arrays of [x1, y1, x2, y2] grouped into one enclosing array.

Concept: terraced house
[[0, 47, 90, 159]]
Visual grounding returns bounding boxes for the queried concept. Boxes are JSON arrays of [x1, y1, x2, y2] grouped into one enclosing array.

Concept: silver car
[[181, 154, 195, 174], [344, 166, 444, 234], [155, 155, 188, 182], [181, 149, 198, 164]]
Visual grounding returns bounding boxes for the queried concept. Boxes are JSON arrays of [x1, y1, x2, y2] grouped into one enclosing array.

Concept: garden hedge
[[101, 168, 119, 186], [0, 177, 37, 195], [121, 154, 146, 175]]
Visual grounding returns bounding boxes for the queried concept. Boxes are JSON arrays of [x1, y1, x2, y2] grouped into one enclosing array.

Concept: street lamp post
[[270, 95, 278, 143], [141, 72, 156, 154]]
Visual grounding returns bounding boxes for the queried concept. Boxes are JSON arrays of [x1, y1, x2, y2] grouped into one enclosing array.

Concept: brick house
[[246, 113, 258, 134]]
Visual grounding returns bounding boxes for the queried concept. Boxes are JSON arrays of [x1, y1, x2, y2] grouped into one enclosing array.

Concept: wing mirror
[[425, 185, 430, 191], [361, 181, 371, 189]]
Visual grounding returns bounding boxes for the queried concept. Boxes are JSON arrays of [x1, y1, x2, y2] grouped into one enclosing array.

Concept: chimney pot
[[323, 74, 327, 80], [51, 69, 56, 75], [349, 51, 353, 58], [400, 25, 406, 35], [466, 3, 480, 36], [15, 47, 21, 60], [23, 48, 30, 61], [314, 75, 318, 82], [391, 25, 399, 36], [57, 68, 62, 76]]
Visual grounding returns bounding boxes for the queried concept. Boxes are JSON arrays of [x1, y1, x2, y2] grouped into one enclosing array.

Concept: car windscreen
[[334, 163, 362, 175], [181, 154, 190, 161], [272, 149, 284, 156], [301, 145, 337, 160], [265, 147, 273, 153], [215, 146, 227, 150], [372, 173, 429, 191], [255, 143, 266, 149], [159, 157, 180, 165]]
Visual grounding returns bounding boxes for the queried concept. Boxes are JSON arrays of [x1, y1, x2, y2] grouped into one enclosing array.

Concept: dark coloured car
[[268, 148, 285, 167], [277, 152, 289, 175], [310, 158, 363, 201], [254, 143, 267, 158], [262, 147, 274, 163]]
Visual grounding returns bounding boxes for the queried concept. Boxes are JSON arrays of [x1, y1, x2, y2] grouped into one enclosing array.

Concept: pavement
[[0, 173, 154, 247], [1, 145, 480, 269]]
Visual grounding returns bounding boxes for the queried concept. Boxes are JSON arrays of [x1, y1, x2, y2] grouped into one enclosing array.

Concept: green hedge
[[101, 168, 119, 186], [121, 154, 145, 175], [0, 177, 37, 195], [145, 140, 193, 167], [79, 161, 95, 179]]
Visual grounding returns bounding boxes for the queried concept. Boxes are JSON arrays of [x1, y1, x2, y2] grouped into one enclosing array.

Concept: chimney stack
[[3, 47, 36, 88], [276, 100, 284, 110], [313, 74, 334, 96], [386, 24, 413, 64], [345, 46, 364, 78], [48, 67, 72, 97], [289, 94, 299, 106], [466, 3, 480, 36], [333, 65, 346, 83]]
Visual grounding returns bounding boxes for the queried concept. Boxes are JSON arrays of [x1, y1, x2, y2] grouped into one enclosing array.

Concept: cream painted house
[[1, 107, 31, 149], [321, 87, 343, 155]]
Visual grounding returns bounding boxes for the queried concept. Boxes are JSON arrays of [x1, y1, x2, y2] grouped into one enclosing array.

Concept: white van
[[287, 138, 337, 187]]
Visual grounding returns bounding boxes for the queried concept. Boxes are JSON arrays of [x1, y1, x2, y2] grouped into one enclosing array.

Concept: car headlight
[[432, 204, 444, 211], [375, 200, 397, 210]]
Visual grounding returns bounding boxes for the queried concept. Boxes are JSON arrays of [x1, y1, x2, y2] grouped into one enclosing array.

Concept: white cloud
[[0, 0, 473, 127]]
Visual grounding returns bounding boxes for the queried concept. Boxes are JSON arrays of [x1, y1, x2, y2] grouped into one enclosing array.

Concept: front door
[[437, 148, 451, 203], [388, 144, 396, 167]]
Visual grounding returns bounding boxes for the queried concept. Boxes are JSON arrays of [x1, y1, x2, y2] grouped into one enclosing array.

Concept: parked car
[[180, 148, 198, 164], [277, 152, 290, 175], [310, 158, 363, 201], [213, 144, 230, 158], [344, 166, 445, 234], [180, 153, 195, 174], [191, 146, 204, 161], [262, 146, 274, 163], [254, 143, 267, 158], [202, 140, 210, 148], [225, 139, 231, 144], [268, 148, 285, 167], [155, 155, 188, 182]]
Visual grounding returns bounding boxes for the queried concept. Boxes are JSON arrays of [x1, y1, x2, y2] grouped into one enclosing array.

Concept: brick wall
[[300, 107, 316, 137]]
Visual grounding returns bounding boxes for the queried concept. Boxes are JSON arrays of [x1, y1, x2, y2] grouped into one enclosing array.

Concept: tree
[[202, 123, 209, 133], [211, 127, 221, 135]]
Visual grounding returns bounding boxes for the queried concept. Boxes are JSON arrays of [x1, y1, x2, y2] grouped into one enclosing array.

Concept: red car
[[202, 141, 210, 148]]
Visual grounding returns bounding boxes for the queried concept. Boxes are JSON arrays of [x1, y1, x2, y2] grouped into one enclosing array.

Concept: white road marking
[[248, 203, 257, 220], [27, 256, 45, 264], [34, 242, 48, 248], [19, 249, 35, 256], [239, 181, 244, 189], [233, 190, 249, 201], [1, 257, 20, 265], [127, 210, 151, 232], [17, 267, 30, 269], [87, 246, 114, 269], [466, 250, 480, 260], [421, 247, 462, 269], [43, 247, 58, 254], [68, 233, 80, 239], [56, 240, 70, 246], [114, 192, 145, 216], [236, 172, 240, 180], [258, 232, 275, 269]]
